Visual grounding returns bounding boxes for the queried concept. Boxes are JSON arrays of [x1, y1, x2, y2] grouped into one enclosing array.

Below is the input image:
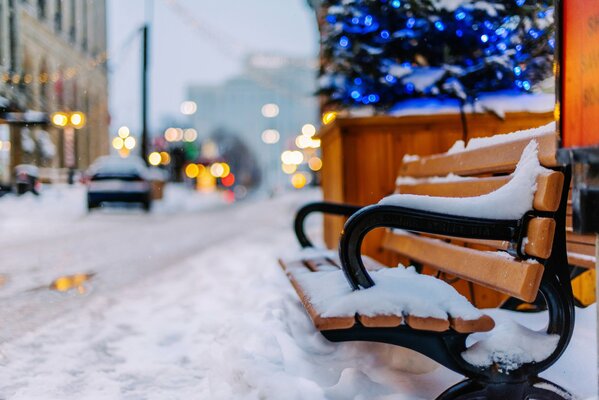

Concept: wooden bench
[[280, 126, 576, 400]]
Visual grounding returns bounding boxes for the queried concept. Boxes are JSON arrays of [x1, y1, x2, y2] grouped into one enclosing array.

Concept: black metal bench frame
[[292, 167, 575, 400]]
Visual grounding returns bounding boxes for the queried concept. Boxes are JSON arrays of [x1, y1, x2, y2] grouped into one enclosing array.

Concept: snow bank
[[462, 121, 555, 152], [380, 140, 545, 220], [387, 92, 554, 118], [461, 320, 559, 372], [289, 263, 483, 321]]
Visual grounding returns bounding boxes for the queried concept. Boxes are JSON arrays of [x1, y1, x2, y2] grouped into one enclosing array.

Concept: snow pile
[[462, 320, 559, 372], [387, 92, 554, 118], [380, 140, 546, 219], [462, 121, 555, 152], [289, 264, 483, 321]]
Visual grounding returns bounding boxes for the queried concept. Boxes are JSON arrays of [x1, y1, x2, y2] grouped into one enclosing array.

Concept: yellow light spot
[[282, 163, 297, 174], [295, 135, 311, 149], [118, 126, 130, 138], [53, 276, 71, 292], [70, 112, 86, 129], [210, 163, 225, 178], [220, 163, 231, 178], [119, 148, 130, 158], [51, 112, 68, 127], [291, 173, 307, 189], [148, 152, 161, 166], [322, 111, 337, 125], [308, 157, 322, 171], [309, 138, 321, 148], [185, 163, 200, 178], [160, 151, 171, 165], [164, 127, 179, 142], [112, 137, 124, 150], [301, 124, 316, 137], [281, 150, 303, 165], [124, 136, 136, 150]]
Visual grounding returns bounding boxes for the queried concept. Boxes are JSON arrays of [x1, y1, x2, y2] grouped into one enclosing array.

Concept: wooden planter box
[[319, 111, 553, 307]]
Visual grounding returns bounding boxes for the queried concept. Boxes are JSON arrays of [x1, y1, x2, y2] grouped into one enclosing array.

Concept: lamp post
[[51, 111, 86, 184]]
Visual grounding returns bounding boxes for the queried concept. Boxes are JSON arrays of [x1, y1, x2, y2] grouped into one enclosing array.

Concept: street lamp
[[51, 111, 87, 184]]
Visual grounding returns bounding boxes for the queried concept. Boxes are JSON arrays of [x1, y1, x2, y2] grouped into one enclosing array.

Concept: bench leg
[[436, 377, 574, 400]]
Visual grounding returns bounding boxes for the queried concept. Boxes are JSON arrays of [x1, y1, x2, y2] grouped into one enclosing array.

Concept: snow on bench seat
[[279, 250, 495, 333]]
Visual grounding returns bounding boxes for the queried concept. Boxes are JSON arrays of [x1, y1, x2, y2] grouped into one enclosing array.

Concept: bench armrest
[[294, 202, 362, 248], [339, 204, 522, 290]]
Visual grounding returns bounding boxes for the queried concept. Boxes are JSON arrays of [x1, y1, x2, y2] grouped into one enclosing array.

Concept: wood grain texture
[[382, 232, 545, 302], [399, 131, 558, 178]]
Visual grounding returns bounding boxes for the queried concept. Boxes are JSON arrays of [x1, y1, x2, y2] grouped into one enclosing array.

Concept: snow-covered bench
[[280, 123, 576, 399]]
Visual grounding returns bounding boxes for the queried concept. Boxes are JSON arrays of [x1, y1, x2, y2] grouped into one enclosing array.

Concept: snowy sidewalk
[[0, 191, 597, 399]]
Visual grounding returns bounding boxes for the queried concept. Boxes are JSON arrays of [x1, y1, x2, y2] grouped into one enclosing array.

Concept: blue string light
[[514, 66, 522, 76], [322, 0, 554, 108], [455, 11, 466, 21]]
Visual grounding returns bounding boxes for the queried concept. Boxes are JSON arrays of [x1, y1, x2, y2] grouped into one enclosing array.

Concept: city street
[[0, 184, 257, 342]]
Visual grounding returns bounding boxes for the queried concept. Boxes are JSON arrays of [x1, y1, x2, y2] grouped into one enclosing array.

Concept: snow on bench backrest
[[399, 122, 559, 178]]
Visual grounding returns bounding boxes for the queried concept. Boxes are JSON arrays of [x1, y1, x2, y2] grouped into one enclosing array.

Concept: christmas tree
[[319, 0, 554, 111]]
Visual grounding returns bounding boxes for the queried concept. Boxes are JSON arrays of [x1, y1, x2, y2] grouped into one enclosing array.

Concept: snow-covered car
[[86, 156, 152, 211]]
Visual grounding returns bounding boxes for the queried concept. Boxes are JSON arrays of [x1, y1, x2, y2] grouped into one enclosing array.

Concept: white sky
[[107, 0, 319, 136]]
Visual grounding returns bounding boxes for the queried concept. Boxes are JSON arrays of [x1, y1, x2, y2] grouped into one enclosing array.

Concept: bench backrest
[[382, 128, 567, 303]]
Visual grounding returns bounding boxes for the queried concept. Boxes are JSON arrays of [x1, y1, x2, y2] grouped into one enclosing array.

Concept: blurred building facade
[[0, 0, 109, 185], [187, 54, 319, 190]]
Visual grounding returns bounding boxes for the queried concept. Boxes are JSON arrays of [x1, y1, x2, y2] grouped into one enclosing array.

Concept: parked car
[[86, 156, 152, 211], [14, 164, 41, 195]]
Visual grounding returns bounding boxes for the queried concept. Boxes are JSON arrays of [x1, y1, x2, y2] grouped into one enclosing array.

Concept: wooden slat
[[568, 253, 596, 269], [397, 171, 564, 213], [525, 218, 556, 259], [359, 315, 403, 328], [567, 231, 597, 245], [567, 242, 596, 257], [416, 217, 555, 259], [450, 316, 495, 333], [280, 260, 356, 331], [382, 232, 545, 302], [399, 131, 558, 178], [405, 315, 450, 332], [533, 172, 565, 212]]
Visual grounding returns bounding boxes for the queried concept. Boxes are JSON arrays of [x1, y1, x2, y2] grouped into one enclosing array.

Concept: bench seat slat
[[382, 231, 544, 302], [399, 131, 558, 178], [279, 257, 495, 333]]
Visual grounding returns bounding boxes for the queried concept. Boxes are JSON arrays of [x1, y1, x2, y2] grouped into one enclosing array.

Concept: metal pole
[[141, 24, 149, 165]]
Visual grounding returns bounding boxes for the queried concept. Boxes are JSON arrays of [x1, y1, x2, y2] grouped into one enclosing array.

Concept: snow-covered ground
[[0, 187, 596, 399]]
